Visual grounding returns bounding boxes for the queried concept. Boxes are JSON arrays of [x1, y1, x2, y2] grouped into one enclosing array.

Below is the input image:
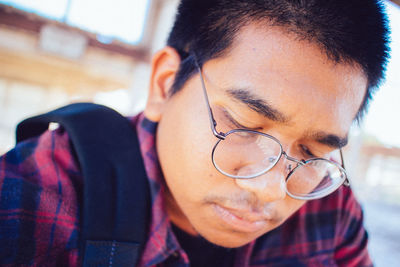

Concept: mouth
[[212, 203, 271, 233]]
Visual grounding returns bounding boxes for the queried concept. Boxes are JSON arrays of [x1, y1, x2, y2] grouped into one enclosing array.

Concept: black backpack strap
[[16, 103, 150, 266]]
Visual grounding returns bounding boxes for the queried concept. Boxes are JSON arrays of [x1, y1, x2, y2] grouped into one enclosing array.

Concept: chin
[[185, 205, 281, 248]]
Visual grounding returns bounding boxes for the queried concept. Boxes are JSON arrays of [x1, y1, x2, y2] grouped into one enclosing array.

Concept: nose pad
[[286, 163, 292, 173], [235, 162, 287, 202]]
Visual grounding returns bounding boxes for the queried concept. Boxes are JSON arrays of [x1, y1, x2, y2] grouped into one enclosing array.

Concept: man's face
[[146, 24, 367, 248]]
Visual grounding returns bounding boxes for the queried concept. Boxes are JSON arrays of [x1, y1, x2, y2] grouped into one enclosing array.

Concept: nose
[[234, 160, 287, 203]]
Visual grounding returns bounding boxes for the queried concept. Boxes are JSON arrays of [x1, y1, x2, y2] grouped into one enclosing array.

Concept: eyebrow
[[226, 89, 348, 149], [311, 132, 348, 149], [227, 89, 289, 123]]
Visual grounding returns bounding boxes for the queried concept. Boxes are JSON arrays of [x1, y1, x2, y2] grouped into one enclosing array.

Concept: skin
[[144, 23, 367, 248]]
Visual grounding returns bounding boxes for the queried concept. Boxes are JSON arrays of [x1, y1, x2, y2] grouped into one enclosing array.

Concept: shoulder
[[0, 128, 82, 265], [251, 186, 372, 266]]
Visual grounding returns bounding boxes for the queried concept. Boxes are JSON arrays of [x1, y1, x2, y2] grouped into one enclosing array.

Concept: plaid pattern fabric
[[0, 127, 81, 266], [0, 112, 372, 266]]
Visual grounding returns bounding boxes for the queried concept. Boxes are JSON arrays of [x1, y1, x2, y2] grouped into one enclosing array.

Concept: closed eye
[[222, 108, 261, 131], [299, 144, 317, 159]]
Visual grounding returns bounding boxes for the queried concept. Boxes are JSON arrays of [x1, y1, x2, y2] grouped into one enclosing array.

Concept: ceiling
[[390, 0, 400, 7]]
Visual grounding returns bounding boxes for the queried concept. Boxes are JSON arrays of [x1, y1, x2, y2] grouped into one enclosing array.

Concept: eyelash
[[300, 144, 316, 158], [222, 109, 259, 130]]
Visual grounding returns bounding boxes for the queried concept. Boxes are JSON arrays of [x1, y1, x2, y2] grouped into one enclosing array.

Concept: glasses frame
[[194, 58, 350, 200]]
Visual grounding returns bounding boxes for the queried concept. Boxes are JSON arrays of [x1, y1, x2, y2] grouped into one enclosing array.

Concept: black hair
[[166, 0, 390, 121]]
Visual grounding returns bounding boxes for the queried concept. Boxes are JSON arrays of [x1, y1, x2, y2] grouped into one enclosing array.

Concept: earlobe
[[144, 46, 181, 122]]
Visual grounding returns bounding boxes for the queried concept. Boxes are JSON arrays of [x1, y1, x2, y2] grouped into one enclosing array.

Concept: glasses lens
[[286, 159, 346, 199], [212, 130, 282, 178]]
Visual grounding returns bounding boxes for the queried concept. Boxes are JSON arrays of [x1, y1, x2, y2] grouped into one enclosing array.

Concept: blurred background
[[0, 0, 398, 265]]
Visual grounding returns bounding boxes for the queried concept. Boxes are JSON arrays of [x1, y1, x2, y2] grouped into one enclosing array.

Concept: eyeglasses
[[194, 59, 350, 200]]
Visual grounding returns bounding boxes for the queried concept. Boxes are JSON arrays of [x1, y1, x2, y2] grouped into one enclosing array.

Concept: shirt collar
[[134, 113, 185, 266]]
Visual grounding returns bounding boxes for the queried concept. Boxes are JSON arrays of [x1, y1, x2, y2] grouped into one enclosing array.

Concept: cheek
[[275, 198, 306, 226], [156, 88, 221, 205]]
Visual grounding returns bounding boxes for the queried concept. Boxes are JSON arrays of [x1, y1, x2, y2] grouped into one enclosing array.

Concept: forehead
[[203, 24, 367, 137]]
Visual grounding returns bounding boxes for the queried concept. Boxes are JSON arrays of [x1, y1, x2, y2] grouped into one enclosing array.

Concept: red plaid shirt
[[0, 113, 372, 266]]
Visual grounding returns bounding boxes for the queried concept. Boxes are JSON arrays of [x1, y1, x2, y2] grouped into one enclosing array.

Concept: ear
[[144, 46, 181, 122]]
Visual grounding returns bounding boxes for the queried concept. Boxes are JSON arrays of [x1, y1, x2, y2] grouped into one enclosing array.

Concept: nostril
[[234, 172, 287, 202], [286, 164, 292, 172]]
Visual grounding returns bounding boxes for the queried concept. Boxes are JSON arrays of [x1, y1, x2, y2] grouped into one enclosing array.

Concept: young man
[[0, 0, 390, 266]]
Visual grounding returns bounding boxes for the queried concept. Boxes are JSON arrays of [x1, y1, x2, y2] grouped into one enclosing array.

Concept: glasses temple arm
[[339, 148, 350, 186], [195, 62, 225, 139]]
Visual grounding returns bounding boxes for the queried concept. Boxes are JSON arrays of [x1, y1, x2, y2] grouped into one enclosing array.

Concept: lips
[[212, 204, 271, 233]]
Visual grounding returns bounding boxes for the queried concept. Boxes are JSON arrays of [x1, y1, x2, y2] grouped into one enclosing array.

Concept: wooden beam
[[0, 4, 150, 62], [0, 48, 133, 93], [390, 0, 400, 7]]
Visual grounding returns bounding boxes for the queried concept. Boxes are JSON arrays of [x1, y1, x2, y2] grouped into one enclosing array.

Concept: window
[[0, 0, 151, 45]]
